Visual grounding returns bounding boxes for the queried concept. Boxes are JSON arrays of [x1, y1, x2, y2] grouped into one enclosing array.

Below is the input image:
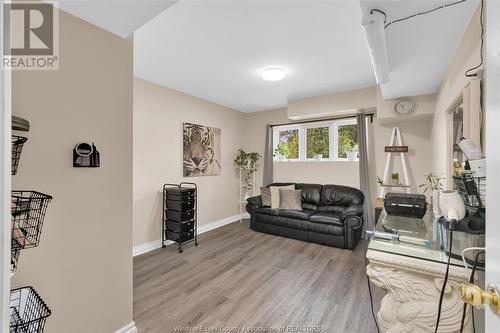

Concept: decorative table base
[[366, 250, 472, 333]]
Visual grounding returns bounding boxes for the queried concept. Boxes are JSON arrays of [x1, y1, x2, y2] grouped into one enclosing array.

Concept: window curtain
[[263, 124, 273, 186], [356, 113, 373, 236]]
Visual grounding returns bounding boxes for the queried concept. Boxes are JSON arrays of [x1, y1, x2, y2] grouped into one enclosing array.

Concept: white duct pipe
[[362, 10, 390, 84]]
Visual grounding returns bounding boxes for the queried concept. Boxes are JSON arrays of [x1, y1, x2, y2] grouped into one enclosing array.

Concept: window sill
[[273, 159, 359, 163]]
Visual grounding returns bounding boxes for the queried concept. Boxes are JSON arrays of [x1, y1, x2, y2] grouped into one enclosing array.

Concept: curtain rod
[[270, 112, 375, 128]]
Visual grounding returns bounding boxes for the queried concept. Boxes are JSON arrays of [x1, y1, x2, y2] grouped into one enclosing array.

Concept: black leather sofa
[[246, 183, 364, 249]]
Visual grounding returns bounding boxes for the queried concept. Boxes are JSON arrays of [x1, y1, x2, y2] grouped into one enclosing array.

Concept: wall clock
[[394, 99, 415, 114]]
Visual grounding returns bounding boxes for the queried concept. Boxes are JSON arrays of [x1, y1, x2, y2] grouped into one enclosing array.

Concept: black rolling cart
[[162, 182, 198, 253]]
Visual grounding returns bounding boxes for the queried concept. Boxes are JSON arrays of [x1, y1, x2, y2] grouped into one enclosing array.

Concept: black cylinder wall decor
[[73, 142, 100, 167]]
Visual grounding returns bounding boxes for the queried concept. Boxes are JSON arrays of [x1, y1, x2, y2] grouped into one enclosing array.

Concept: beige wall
[[241, 108, 361, 189], [370, 119, 434, 200], [11, 9, 133, 333], [377, 88, 436, 122], [287, 86, 376, 119], [133, 78, 245, 247], [243, 105, 433, 205], [432, 6, 482, 188]]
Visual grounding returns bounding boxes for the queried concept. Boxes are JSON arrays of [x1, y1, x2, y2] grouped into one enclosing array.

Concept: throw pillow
[[269, 185, 295, 208], [260, 187, 272, 207], [279, 189, 303, 210]]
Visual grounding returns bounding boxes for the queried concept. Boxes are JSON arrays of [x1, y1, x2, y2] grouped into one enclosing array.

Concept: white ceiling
[[359, 0, 478, 99], [58, 0, 478, 112], [56, 0, 177, 38], [134, 0, 377, 112]]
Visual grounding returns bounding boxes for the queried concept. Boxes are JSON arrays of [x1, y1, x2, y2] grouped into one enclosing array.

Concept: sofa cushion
[[254, 207, 280, 216], [296, 183, 322, 205], [308, 221, 344, 235], [260, 187, 272, 207], [302, 203, 318, 211], [310, 212, 344, 226], [276, 217, 309, 230], [279, 209, 315, 220], [279, 189, 302, 210], [270, 185, 295, 208], [316, 205, 346, 214], [320, 185, 364, 206]]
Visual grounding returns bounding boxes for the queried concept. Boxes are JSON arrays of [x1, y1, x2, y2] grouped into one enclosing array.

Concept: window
[[306, 127, 329, 158], [337, 123, 358, 158], [277, 129, 299, 159], [273, 119, 358, 161]]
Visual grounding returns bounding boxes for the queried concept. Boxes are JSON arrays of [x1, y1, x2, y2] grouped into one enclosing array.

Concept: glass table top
[[367, 208, 466, 268]]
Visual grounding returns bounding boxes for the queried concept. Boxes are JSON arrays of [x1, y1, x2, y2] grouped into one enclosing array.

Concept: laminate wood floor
[[134, 220, 382, 333]]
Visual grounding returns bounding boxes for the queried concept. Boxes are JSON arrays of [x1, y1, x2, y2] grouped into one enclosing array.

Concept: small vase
[[346, 151, 358, 161], [276, 154, 287, 162]]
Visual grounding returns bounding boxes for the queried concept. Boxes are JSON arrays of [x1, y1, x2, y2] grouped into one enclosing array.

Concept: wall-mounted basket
[[10, 244, 20, 273], [10, 286, 51, 333], [11, 191, 53, 251], [11, 136, 27, 175]]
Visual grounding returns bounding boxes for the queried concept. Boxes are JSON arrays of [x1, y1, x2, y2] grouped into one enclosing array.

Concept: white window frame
[[273, 118, 358, 162]]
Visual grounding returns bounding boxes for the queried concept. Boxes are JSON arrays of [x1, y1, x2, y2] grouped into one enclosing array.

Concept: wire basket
[[12, 136, 28, 175], [453, 175, 486, 207], [11, 242, 21, 273], [10, 286, 51, 333], [11, 191, 53, 250]]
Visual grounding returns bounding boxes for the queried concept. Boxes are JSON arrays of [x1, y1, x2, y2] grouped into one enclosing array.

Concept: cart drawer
[[167, 210, 194, 222], [167, 220, 194, 233], [166, 230, 194, 243], [166, 188, 196, 201], [166, 198, 195, 211]]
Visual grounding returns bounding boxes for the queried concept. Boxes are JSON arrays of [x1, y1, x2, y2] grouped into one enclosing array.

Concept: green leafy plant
[[391, 172, 399, 180], [234, 149, 261, 190], [338, 124, 358, 158], [347, 141, 359, 151], [419, 173, 445, 193], [273, 143, 290, 158]]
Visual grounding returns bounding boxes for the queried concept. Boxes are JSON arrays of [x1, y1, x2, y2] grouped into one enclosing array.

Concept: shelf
[[11, 191, 53, 250], [10, 286, 51, 332], [11, 135, 27, 175]]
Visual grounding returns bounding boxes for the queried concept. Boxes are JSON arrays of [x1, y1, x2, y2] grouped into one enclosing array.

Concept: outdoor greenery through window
[[338, 124, 358, 158], [273, 119, 358, 161], [306, 127, 329, 158], [277, 129, 299, 159]]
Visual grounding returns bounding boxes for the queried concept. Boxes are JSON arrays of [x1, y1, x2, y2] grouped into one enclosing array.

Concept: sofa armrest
[[342, 204, 364, 218], [344, 215, 364, 249], [246, 195, 262, 215]]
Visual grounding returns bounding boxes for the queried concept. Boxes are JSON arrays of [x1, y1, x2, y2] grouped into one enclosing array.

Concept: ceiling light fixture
[[361, 10, 390, 84], [261, 67, 286, 82]]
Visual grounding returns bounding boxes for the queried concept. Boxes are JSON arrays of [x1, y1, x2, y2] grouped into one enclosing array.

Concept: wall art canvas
[[183, 123, 221, 177]]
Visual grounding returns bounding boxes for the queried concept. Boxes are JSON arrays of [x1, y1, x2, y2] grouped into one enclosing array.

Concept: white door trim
[[0, 18, 12, 333], [485, 0, 500, 330]]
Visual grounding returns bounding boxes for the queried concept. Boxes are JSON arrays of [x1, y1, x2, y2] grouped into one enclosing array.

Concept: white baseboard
[[115, 321, 137, 333], [133, 213, 246, 257]]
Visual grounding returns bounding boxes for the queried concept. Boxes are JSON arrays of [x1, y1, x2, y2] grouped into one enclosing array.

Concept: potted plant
[[346, 142, 359, 161], [391, 172, 399, 186], [234, 149, 261, 191], [273, 143, 289, 162], [419, 173, 445, 215]]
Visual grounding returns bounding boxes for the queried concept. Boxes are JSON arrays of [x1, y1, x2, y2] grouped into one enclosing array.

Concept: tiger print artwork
[[183, 123, 221, 177]]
